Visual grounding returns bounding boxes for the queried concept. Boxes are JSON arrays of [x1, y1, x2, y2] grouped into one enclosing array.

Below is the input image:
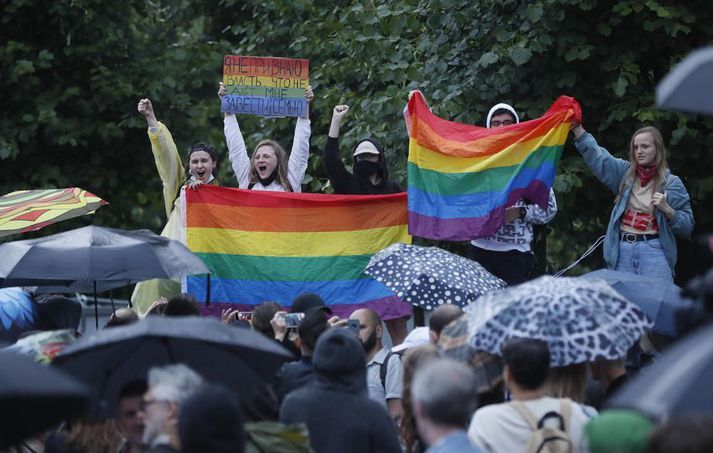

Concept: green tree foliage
[[2, 0, 712, 278]]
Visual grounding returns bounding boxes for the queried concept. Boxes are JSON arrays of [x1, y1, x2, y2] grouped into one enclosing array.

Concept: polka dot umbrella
[[364, 243, 505, 310]]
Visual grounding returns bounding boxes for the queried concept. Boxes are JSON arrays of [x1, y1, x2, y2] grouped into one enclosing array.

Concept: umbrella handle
[[205, 274, 211, 306]]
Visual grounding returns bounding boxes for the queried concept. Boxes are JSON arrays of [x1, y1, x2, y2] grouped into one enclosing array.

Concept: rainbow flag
[[182, 186, 412, 319], [406, 91, 580, 241]]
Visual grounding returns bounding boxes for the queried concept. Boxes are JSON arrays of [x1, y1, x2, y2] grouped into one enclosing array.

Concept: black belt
[[620, 233, 659, 243]]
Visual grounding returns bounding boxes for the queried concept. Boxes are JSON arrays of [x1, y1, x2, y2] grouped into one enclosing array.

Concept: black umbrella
[[53, 316, 292, 418], [0, 350, 90, 449], [606, 321, 713, 418], [0, 225, 210, 326], [364, 243, 505, 310], [657, 46, 713, 115]]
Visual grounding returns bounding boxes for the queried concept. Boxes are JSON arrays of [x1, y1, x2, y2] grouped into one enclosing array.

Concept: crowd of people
[[1, 84, 707, 453]]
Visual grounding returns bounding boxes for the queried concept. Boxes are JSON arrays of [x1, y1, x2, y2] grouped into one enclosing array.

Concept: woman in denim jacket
[[571, 124, 693, 282]]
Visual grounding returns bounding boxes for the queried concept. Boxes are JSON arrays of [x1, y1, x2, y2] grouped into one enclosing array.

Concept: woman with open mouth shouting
[[219, 82, 314, 192], [131, 98, 223, 312]]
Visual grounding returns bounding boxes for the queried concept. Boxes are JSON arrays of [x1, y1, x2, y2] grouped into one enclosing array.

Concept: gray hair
[[147, 363, 204, 405], [411, 358, 478, 427]]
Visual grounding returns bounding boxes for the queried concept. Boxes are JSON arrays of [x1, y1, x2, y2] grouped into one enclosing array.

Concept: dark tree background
[[2, 0, 712, 283]]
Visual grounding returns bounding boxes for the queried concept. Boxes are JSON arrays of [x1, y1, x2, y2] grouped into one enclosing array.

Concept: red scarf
[[636, 165, 656, 187]]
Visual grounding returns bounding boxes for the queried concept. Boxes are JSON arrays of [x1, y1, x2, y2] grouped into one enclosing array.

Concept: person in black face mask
[[324, 105, 403, 195], [324, 105, 408, 345]]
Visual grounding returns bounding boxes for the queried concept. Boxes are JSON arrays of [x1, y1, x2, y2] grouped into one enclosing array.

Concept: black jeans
[[468, 245, 536, 286]]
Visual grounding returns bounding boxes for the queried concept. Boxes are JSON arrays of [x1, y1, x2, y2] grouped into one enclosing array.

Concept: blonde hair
[[616, 126, 669, 201], [250, 140, 293, 191]]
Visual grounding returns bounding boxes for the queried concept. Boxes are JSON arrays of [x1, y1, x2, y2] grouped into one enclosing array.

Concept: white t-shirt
[[467, 397, 596, 453]]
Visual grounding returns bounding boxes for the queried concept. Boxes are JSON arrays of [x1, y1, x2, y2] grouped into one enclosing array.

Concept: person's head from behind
[[629, 126, 668, 171], [250, 140, 292, 191], [411, 358, 478, 445], [312, 327, 367, 392], [178, 384, 245, 453], [501, 337, 550, 393], [140, 364, 204, 448], [428, 304, 463, 343], [164, 294, 200, 317], [106, 308, 140, 328], [291, 292, 327, 314], [486, 103, 519, 129], [349, 308, 382, 355], [116, 380, 147, 448], [250, 301, 283, 338], [297, 307, 329, 356], [400, 345, 440, 452], [187, 142, 218, 184]]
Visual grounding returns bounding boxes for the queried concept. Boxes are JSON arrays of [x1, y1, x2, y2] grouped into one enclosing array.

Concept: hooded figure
[[279, 328, 401, 453], [325, 134, 403, 195]]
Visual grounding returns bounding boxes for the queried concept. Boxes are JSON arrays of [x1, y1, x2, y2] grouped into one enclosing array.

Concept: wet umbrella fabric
[[53, 316, 292, 417], [0, 225, 209, 292], [364, 243, 505, 310], [606, 322, 713, 418], [656, 47, 713, 115], [466, 276, 652, 366], [580, 269, 692, 337], [0, 350, 90, 449]]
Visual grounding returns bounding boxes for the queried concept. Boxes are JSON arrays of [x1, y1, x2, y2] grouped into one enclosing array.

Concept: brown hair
[[400, 345, 440, 453], [544, 362, 588, 403], [250, 140, 293, 191], [616, 126, 669, 201], [250, 301, 283, 339]]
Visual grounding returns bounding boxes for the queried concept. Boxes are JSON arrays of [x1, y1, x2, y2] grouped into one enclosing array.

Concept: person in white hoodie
[[469, 103, 558, 285], [218, 82, 314, 192]]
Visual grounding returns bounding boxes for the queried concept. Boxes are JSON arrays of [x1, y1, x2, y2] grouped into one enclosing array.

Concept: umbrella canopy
[[364, 243, 505, 310], [606, 322, 713, 418], [0, 350, 90, 448], [0, 225, 209, 291], [580, 269, 693, 337], [53, 316, 293, 417], [0, 188, 107, 238], [466, 276, 652, 366], [656, 46, 713, 115], [0, 287, 37, 343]]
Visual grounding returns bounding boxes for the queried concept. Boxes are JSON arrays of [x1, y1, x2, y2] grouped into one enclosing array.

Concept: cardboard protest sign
[[221, 56, 310, 117]]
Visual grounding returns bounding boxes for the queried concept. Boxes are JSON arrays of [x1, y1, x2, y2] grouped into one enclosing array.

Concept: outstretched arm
[[138, 98, 184, 218], [219, 82, 251, 188], [324, 105, 353, 193], [571, 124, 629, 194], [287, 86, 314, 192]]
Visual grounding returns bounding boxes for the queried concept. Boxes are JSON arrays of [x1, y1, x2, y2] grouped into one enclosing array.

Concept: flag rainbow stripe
[[183, 186, 412, 319], [406, 92, 579, 240]]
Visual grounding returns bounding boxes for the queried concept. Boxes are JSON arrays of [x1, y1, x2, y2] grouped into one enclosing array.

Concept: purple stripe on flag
[[200, 296, 413, 321], [408, 181, 550, 241]]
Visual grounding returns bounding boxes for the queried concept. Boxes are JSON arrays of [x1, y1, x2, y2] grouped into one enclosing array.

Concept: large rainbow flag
[[182, 186, 412, 319], [406, 91, 580, 241]]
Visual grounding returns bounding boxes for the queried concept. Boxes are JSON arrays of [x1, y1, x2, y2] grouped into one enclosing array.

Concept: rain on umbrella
[[0, 188, 107, 238], [466, 276, 652, 366], [606, 322, 713, 419], [580, 269, 693, 337], [53, 316, 293, 417], [0, 350, 90, 449], [0, 226, 210, 327], [364, 243, 505, 310]]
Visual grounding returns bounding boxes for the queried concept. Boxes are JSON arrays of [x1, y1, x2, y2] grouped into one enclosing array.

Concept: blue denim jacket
[[574, 132, 694, 272]]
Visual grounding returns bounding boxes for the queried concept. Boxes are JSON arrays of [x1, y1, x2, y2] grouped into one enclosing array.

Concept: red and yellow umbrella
[[0, 188, 107, 237]]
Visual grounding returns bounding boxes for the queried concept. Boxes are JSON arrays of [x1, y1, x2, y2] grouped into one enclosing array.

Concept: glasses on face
[[490, 119, 515, 127]]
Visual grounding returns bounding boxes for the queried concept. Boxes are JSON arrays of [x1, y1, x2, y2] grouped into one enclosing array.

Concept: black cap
[[291, 292, 332, 314]]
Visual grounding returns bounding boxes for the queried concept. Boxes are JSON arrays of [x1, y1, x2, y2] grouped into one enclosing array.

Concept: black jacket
[[279, 329, 401, 453], [324, 136, 404, 195]]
